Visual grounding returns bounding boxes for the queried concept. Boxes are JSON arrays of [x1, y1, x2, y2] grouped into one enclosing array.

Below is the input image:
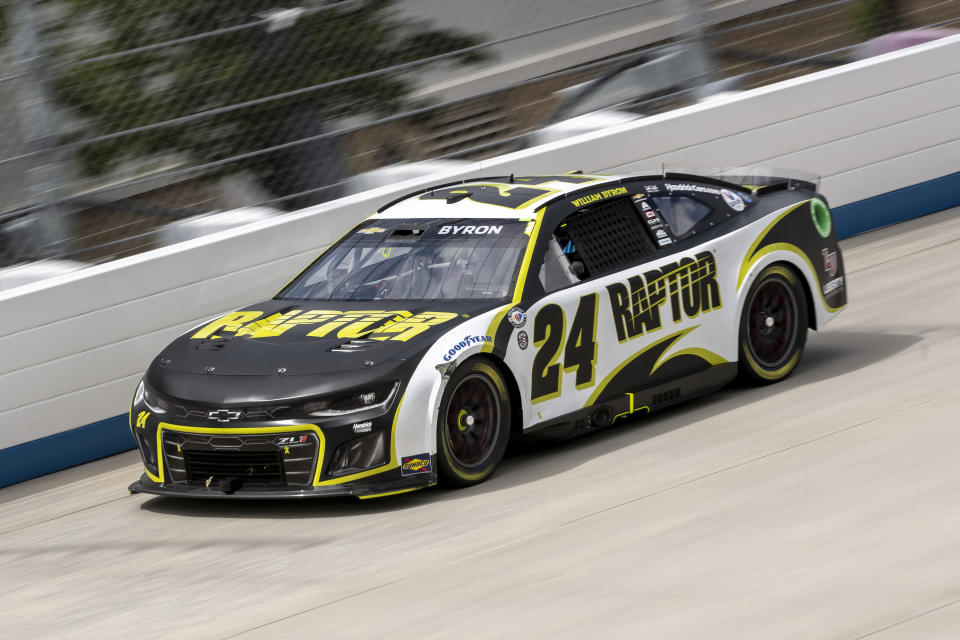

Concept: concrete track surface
[[2, 208, 960, 640]]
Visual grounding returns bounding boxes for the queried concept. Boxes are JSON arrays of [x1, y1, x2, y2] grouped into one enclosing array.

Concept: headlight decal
[[301, 381, 399, 418]]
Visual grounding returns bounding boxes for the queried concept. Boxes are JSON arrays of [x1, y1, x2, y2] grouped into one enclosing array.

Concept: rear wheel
[[437, 359, 511, 486], [738, 264, 808, 384]]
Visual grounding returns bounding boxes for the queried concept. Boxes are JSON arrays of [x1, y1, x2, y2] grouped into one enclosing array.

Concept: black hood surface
[[148, 299, 497, 404]]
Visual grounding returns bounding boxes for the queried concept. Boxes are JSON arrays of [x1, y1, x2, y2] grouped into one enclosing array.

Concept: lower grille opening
[[183, 450, 285, 489]]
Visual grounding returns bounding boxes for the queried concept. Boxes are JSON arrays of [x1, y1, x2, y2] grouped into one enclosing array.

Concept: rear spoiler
[[661, 165, 820, 196]]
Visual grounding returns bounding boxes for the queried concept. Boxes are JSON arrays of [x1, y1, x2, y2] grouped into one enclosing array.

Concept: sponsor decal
[[822, 248, 839, 277], [442, 335, 494, 361], [665, 183, 721, 196], [562, 240, 576, 254], [277, 435, 310, 445], [401, 454, 433, 476], [192, 310, 459, 342], [523, 220, 535, 236], [658, 238, 673, 246], [352, 421, 373, 434], [644, 209, 657, 218], [570, 186, 629, 208], [647, 218, 661, 227], [720, 189, 746, 212], [606, 251, 722, 343], [655, 228, 668, 239], [507, 306, 526, 328], [437, 224, 503, 235], [135, 411, 150, 429], [517, 330, 529, 350], [823, 276, 844, 296], [640, 201, 652, 211], [811, 198, 832, 238], [357, 227, 386, 235], [644, 184, 660, 194]]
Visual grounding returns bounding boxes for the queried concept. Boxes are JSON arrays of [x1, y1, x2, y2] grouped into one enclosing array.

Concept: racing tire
[[738, 264, 808, 385], [437, 359, 511, 487]]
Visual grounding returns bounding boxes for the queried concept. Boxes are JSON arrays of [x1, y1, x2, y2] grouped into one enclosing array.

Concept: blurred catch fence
[[0, 0, 957, 270]]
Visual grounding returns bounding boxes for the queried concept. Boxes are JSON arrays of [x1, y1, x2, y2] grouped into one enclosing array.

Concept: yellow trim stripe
[[737, 200, 809, 290], [651, 347, 727, 376], [512, 209, 545, 303], [155, 393, 405, 487], [157, 422, 326, 485], [585, 327, 696, 407], [316, 392, 405, 486], [482, 305, 512, 353], [748, 242, 845, 314], [358, 484, 434, 500]]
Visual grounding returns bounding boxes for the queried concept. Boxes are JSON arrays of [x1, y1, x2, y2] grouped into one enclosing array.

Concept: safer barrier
[[2, 33, 959, 487]]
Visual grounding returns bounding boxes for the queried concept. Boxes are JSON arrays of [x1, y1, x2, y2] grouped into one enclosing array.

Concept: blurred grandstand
[[0, 0, 957, 276]]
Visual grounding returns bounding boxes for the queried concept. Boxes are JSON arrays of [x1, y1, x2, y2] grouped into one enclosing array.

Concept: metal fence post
[[672, 0, 716, 99], [9, 0, 68, 258]]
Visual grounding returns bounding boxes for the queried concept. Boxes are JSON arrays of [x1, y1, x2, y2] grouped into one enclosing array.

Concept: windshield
[[278, 218, 530, 301]]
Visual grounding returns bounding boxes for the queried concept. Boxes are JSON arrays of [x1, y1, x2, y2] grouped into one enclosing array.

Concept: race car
[[129, 171, 846, 499]]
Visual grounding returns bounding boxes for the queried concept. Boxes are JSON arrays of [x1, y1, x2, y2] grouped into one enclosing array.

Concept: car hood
[[154, 298, 497, 378]]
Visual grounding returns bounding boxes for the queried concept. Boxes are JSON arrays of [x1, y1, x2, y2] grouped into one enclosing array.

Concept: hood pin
[[277, 367, 287, 376]]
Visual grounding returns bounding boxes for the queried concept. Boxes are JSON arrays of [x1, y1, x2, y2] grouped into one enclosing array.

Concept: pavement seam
[[849, 595, 960, 639], [218, 388, 959, 639], [845, 235, 960, 276], [0, 494, 132, 537]]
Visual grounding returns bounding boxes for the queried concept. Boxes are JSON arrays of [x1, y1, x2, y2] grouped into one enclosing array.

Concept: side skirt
[[522, 363, 737, 441]]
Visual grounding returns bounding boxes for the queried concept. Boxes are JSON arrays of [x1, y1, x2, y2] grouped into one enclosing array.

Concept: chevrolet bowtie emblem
[[208, 409, 242, 422]]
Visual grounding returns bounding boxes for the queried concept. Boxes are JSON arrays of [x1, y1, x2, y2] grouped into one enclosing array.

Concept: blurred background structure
[[0, 0, 957, 273]]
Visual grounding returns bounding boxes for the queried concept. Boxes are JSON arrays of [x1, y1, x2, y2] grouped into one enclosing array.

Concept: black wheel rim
[[747, 277, 798, 368], [444, 374, 500, 469]]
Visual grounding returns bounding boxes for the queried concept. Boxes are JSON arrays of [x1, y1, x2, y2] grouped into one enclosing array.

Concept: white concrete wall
[[1, 33, 959, 451]]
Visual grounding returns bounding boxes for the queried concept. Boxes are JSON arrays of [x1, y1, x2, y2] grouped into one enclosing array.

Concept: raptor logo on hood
[[192, 309, 459, 343]]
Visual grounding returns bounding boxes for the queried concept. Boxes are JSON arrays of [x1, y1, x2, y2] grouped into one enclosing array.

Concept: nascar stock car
[[129, 171, 846, 499]]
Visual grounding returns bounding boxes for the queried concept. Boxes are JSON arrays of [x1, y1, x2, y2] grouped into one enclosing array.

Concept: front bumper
[[130, 414, 436, 499]]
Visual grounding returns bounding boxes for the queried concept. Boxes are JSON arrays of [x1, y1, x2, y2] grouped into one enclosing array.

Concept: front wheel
[[437, 359, 511, 486], [738, 264, 809, 385]]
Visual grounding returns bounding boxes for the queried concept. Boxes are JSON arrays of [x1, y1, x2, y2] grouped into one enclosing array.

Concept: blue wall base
[[0, 415, 134, 488], [833, 170, 960, 239]]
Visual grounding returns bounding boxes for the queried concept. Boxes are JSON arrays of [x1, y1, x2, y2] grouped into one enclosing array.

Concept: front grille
[[171, 404, 291, 422], [162, 430, 318, 488], [184, 450, 284, 488]]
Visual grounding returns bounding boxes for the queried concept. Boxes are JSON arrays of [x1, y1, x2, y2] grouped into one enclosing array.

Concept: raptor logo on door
[[605, 251, 722, 342]]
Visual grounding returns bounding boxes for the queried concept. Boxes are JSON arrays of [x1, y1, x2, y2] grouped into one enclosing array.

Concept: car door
[[509, 183, 736, 432]]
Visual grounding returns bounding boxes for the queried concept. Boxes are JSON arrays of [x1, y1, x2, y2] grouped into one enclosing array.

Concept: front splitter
[[128, 473, 436, 500]]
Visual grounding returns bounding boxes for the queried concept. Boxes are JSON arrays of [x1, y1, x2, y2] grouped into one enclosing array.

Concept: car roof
[[373, 174, 623, 220]]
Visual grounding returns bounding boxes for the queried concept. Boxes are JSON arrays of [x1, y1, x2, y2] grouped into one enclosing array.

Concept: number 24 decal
[[531, 293, 598, 403]]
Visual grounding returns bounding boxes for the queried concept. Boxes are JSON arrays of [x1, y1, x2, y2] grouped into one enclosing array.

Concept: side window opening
[[539, 236, 580, 293], [652, 195, 713, 237], [538, 195, 657, 292]]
